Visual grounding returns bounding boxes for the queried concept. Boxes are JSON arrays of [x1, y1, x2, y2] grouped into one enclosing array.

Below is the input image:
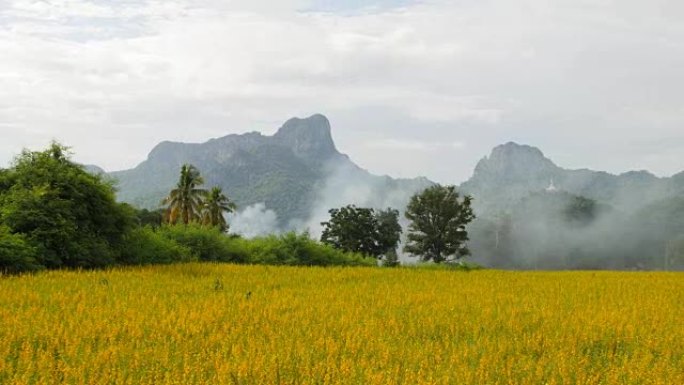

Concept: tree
[[375, 208, 403, 266], [202, 187, 237, 232], [161, 164, 207, 225], [0, 225, 41, 274], [0, 142, 134, 269], [321, 205, 379, 256], [133, 207, 164, 228], [320, 205, 402, 260], [404, 185, 475, 263]]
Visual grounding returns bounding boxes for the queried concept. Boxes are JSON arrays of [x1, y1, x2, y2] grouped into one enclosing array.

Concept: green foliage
[[404, 261, 484, 271], [382, 249, 400, 267], [564, 196, 598, 225], [157, 224, 249, 263], [0, 143, 133, 270], [320, 205, 402, 260], [133, 207, 164, 228], [321, 205, 380, 256], [161, 165, 237, 232], [118, 227, 194, 265], [201, 187, 236, 232], [250, 232, 375, 266], [162, 164, 208, 225], [375, 208, 403, 257], [404, 185, 475, 263], [0, 226, 42, 274]]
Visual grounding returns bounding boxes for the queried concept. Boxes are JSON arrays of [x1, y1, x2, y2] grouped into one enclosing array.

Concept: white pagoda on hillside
[[546, 179, 558, 192]]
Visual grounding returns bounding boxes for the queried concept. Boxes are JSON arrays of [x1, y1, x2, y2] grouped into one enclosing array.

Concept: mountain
[[83, 164, 106, 175], [108, 117, 681, 233], [109, 114, 433, 229], [460, 142, 684, 215]]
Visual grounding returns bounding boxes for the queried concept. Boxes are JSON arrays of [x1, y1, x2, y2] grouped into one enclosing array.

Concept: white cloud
[[0, 0, 683, 182]]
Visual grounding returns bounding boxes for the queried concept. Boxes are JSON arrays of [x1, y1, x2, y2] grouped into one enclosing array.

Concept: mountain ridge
[[106, 115, 683, 231], [109, 114, 432, 229], [461, 141, 683, 215]]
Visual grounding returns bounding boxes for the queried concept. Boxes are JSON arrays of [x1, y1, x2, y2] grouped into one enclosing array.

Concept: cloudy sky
[[1, 0, 683, 183]]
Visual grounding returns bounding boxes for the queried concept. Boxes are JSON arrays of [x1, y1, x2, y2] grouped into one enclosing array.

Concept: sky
[[1, 0, 683, 183]]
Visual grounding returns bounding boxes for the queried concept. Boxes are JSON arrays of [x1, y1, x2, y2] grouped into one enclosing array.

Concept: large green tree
[[202, 187, 237, 232], [404, 185, 475, 263], [162, 164, 208, 225], [320, 205, 402, 260], [0, 143, 133, 269]]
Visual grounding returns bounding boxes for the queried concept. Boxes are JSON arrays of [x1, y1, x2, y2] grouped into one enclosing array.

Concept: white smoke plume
[[292, 160, 432, 262], [228, 203, 279, 238]]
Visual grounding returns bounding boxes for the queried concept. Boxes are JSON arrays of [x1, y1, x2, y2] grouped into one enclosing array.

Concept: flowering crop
[[1, 264, 682, 384]]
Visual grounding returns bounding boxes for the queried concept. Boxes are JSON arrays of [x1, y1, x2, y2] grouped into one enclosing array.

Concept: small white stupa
[[546, 179, 558, 192]]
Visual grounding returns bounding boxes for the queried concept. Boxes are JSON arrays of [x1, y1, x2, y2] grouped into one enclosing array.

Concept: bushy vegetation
[[249, 232, 375, 266], [0, 144, 373, 274], [156, 224, 247, 263], [0, 225, 41, 274], [320, 205, 402, 261], [0, 143, 133, 271], [117, 227, 373, 268], [118, 227, 195, 266]]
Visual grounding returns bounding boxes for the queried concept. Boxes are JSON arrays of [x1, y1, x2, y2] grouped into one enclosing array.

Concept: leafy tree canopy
[[202, 187, 237, 232], [404, 185, 475, 263], [161, 165, 237, 232], [321, 205, 402, 259], [0, 142, 134, 269]]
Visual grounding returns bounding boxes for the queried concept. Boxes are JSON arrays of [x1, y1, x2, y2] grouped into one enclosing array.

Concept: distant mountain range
[[103, 114, 684, 229], [462, 142, 684, 215], [106, 114, 432, 229]]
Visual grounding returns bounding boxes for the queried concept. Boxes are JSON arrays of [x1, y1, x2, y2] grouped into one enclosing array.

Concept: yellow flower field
[[0, 264, 682, 384]]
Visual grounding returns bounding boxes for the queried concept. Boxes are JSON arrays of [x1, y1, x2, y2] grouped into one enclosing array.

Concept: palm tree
[[202, 187, 237, 232], [161, 164, 208, 225]]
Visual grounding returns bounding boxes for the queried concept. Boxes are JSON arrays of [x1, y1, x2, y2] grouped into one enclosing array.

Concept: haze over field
[[2, 0, 684, 184]]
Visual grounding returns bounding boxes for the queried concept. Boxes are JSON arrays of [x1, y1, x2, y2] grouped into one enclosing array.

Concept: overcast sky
[[1, 0, 683, 183]]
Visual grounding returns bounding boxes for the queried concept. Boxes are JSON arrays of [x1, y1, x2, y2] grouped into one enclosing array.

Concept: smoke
[[228, 203, 279, 238], [292, 160, 431, 262], [468, 190, 684, 270], [226, 161, 684, 270]]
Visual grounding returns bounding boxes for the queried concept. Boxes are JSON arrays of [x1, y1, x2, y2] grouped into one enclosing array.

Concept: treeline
[[1, 143, 480, 274], [0, 144, 374, 274]]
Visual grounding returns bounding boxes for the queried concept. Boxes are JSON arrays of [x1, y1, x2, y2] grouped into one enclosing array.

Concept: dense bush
[[157, 224, 250, 263], [0, 144, 134, 270], [150, 226, 374, 267], [0, 144, 376, 274], [0, 226, 42, 274], [118, 227, 194, 265], [249, 232, 376, 267]]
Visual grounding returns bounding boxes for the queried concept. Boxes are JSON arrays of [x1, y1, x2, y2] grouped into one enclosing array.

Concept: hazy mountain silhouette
[[107, 116, 683, 230], [460, 142, 684, 215], [109, 114, 432, 228]]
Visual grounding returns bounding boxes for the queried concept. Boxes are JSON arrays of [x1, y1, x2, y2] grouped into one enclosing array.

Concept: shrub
[[118, 227, 194, 265], [0, 226, 42, 274], [249, 232, 375, 267], [157, 224, 250, 263], [0, 143, 133, 269]]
